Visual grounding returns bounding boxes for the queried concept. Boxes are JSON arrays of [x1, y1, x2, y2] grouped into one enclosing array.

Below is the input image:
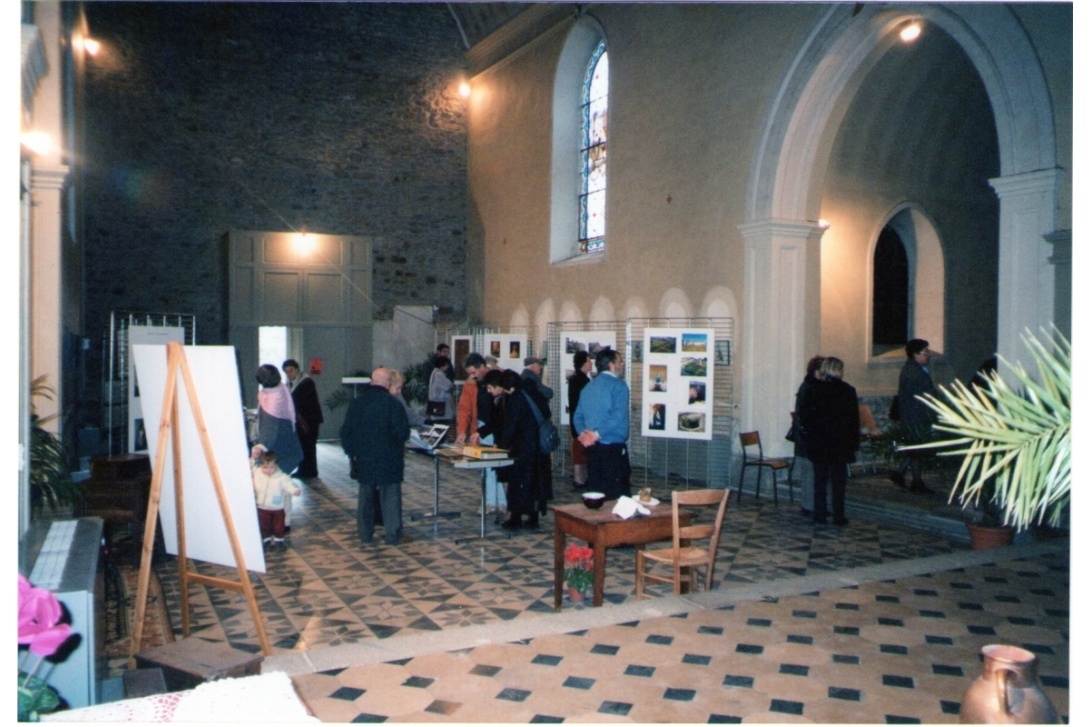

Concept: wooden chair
[[635, 488, 731, 599], [737, 431, 791, 505]]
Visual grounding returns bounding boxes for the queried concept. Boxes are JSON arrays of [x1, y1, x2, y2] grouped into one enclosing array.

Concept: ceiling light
[[458, 82, 471, 99], [20, 131, 53, 156], [900, 23, 922, 43]]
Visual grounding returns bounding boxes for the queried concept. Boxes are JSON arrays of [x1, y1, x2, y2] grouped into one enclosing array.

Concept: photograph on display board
[[649, 403, 666, 430], [715, 339, 732, 366], [649, 335, 677, 354], [641, 327, 715, 440], [490, 340, 501, 358], [649, 365, 668, 392], [681, 332, 708, 353], [452, 336, 472, 380], [509, 340, 521, 359], [678, 411, 706, 433], [681, 356, 708, 377]]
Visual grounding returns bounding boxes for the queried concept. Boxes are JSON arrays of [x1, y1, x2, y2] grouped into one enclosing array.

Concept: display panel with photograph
[[641, 327, 715, 440], [451, 335, 473, 380], [558, 330, 618, 430]]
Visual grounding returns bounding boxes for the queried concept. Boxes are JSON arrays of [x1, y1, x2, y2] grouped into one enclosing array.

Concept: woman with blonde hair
[[798, 357, 859, 526]]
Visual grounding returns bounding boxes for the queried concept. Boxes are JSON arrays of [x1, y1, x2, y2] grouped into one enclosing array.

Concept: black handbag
[[523, 392, 560, 454]]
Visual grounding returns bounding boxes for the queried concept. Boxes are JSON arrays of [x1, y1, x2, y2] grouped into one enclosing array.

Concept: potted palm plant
[[29, 376, 83, 517], [902, 327, 1070, 547]]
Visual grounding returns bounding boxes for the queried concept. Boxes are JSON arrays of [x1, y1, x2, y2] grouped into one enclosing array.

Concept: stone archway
[[739, 3, 1061, 453]]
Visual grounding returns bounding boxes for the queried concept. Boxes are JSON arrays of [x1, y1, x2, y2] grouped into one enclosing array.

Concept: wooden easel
[[128, 342, 271, 666]]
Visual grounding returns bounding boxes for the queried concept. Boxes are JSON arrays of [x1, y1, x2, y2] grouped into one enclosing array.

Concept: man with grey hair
[[521, 356, 554, 401], [340, 367, 411, 545]]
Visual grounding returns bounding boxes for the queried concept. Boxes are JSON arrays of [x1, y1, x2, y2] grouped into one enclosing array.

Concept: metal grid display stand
[[547, 318, 735, 495], [104, 311, 197, 455]]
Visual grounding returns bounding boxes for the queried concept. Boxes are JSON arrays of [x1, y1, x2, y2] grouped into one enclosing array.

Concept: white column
[[738, 219, 824, 458], [29, 163, 69, 433], [989, 169, 1062, 364], [1044, 229, 1071, 340]]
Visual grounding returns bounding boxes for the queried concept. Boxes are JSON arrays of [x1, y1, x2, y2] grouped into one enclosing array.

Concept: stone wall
[[82, 3, 469, 373]]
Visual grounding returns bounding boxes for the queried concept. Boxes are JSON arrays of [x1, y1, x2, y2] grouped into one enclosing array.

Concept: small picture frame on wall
[[715, 340, 732, 366]]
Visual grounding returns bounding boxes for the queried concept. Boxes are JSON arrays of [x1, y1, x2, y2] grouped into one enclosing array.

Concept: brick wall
[[82, 3, 468, 368]]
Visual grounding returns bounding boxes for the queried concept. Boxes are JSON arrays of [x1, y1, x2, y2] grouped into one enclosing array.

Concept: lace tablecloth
[[43, 671, 318, 722]]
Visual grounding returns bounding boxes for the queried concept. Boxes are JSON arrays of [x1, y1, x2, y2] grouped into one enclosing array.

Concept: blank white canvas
[[131, 344, 266, 573]]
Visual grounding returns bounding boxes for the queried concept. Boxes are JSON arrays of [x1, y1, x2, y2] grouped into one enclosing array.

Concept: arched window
[[870, 207, 945, 358], [579, 42, 607, 254], [872, 225, 909, 352], [551, 21, 606, 262]]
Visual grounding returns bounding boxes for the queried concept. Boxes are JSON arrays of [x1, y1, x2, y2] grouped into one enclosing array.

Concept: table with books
[[406, 425, 513, 539], [441, 444, 514, 540]]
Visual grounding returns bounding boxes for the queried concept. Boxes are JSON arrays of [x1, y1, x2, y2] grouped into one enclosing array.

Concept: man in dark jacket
[[283, 359, 324, 479], [340, 368, 410, 545], [891, 338, 937, 494]]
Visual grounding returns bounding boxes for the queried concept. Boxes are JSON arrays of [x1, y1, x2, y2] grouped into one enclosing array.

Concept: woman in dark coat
[[798, 357, 859, 526], [489, 369, 551, 530]]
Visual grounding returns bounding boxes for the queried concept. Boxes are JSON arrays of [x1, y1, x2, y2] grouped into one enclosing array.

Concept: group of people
[[252, 337, 938, 545], [453, 352, 555, 530], [790, 337, 938, 526], [334, 340, 636, 543], [248, 359, 324, 548]]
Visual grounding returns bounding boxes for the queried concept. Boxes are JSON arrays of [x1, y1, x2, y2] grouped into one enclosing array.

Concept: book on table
[[409, 424, 449, 451], [461, 445, 509, 460]]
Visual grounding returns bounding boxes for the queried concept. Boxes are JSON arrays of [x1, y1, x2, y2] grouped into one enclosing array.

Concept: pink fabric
[[258, 383, 296, 424]]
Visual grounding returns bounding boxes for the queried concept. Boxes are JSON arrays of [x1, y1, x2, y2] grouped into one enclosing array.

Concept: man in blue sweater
[[573, 348, 631, 500]]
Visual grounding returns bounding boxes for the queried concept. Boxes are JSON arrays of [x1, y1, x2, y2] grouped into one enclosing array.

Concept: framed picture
[[451, 335, 473, 380]]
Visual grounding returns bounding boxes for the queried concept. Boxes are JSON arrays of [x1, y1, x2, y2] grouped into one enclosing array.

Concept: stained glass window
[[579, 42, 607, 254]]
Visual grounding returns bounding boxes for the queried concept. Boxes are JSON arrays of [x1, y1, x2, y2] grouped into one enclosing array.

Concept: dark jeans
[[811, 456, 847, 522], [357, 480, 403, 545], [297, 426, 320, 478], [586, 442, 631, 500]]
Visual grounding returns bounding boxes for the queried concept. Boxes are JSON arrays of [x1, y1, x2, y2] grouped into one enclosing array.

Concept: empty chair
[[737, 431, 791, 505], [635, 488, 731, 598]]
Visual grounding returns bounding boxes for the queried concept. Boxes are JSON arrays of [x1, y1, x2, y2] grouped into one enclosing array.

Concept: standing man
[[521, 356, 554, 401], [340, 368, 411, 545], [283, 359, 323, 480], [573, 347, 631, 500], [892, 338, 937, 494]]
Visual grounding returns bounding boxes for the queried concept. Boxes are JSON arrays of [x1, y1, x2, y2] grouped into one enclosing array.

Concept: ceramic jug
[[959, 644, 1058, 723]]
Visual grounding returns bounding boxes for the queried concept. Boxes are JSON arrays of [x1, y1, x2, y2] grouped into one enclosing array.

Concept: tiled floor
[[139, 443, 1068, 722], [291, 553, 1069, 723]]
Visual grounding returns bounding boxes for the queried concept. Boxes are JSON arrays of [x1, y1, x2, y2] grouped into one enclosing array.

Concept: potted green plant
[[29, 376, 82, 517], [902, 327, 1070, 547]]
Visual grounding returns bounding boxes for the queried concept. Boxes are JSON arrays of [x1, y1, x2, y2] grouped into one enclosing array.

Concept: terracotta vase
[[959, 644, 1059, 723], [966, 523, 1016, 551], [567, 586, 586, 602]]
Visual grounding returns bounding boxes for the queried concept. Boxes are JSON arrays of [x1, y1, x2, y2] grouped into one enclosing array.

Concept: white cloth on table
[[611, 495, 650, 519], [42, 671, 319, 722]]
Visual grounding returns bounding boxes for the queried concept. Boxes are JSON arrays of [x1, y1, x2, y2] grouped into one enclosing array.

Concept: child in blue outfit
[[252, 450, 301, 547]]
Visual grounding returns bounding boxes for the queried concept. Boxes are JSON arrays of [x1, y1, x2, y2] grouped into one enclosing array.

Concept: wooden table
[[551, 501, 691, 609]]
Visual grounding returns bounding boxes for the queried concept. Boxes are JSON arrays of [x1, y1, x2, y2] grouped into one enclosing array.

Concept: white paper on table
[[611, 495, 651, 519]]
